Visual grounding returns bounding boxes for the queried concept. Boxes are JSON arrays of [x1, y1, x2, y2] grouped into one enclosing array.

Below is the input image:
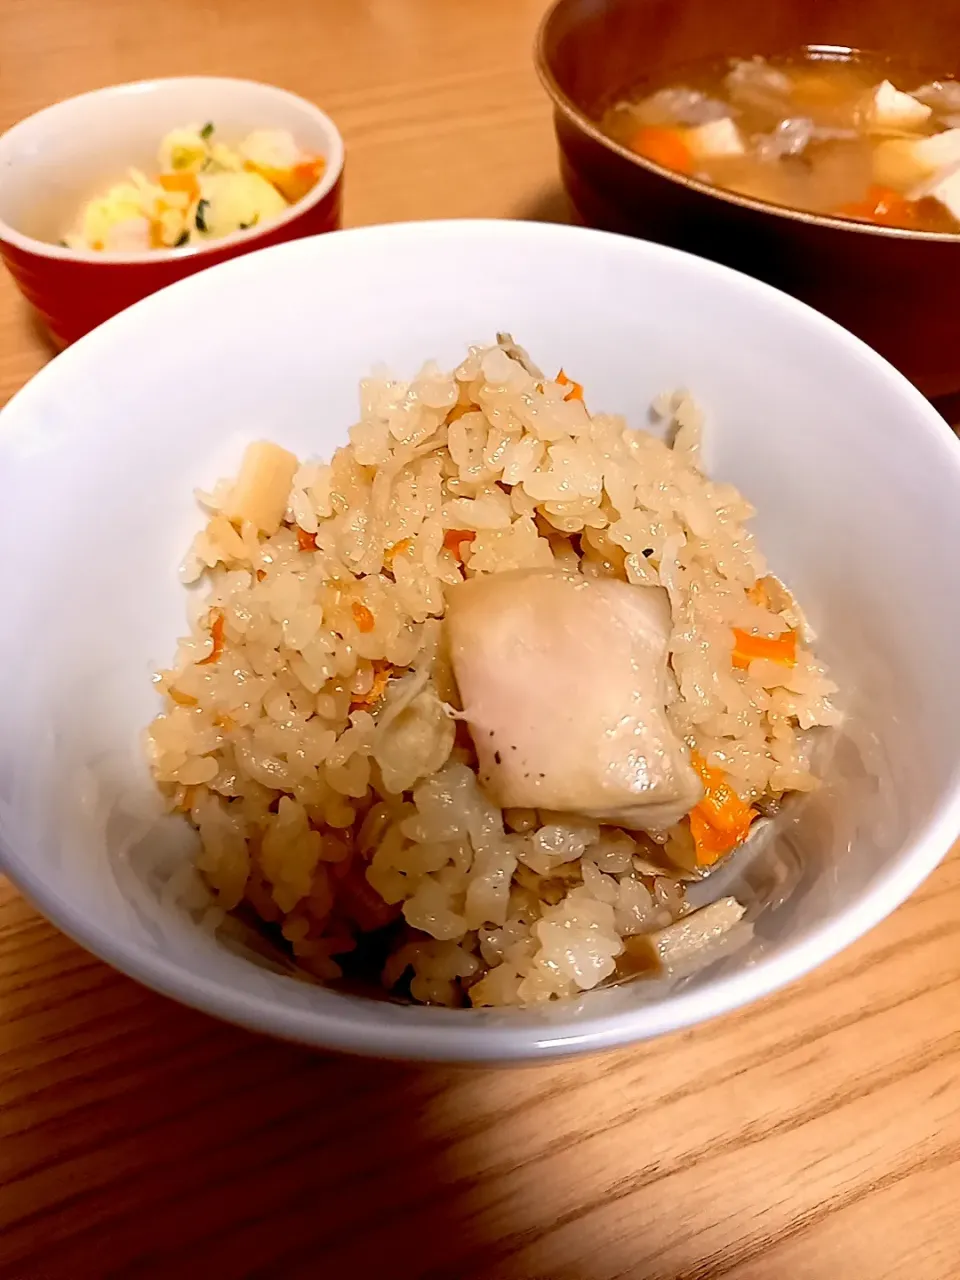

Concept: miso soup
[[601, 50, 960, 233]]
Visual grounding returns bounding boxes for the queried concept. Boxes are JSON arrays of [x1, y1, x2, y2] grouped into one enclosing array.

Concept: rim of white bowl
[[0, 76, 345, 265], [1, 219, 959, 1063]]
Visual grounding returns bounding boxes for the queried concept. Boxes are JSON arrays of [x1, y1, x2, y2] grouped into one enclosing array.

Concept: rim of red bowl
[[0, 76, 345, 265], [533, 2, 960, 244]]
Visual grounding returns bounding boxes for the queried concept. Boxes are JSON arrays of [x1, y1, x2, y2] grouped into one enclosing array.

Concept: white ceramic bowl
[[1, 220, 959, 1062]]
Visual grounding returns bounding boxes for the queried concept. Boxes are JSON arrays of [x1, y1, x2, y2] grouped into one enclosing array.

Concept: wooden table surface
[[3, 3, 960, 1276]]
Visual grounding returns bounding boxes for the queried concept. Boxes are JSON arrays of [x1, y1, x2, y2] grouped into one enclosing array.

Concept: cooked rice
[[145, 338, 841, 1007]]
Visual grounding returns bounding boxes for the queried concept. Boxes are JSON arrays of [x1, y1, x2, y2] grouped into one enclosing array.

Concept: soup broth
[[601, 50, 960, 233]]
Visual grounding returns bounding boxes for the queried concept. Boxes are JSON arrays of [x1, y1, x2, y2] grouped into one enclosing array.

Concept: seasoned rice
[[145, 338, 841, 1007]]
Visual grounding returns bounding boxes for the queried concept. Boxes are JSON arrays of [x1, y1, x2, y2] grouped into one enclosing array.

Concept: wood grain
[[1, 2, 959, 1276]]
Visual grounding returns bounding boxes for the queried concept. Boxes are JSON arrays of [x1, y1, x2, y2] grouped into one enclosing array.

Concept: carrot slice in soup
[[628, 126, 694, 175], [836, 185, 919, 228]]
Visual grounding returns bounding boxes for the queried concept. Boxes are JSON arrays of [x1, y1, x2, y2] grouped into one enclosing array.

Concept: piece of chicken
[[446, 569, 702, 831]]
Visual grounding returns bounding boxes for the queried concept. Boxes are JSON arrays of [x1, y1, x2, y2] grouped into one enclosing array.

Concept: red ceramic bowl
[[0, 77, 344, 347]]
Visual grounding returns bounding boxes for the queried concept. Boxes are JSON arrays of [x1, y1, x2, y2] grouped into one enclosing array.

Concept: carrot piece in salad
[[731, 627, 797, 670], [296, 526, 318, 551], [443, 528, 477, 561], [688, 751, 758, 866], [836, 185, 919, 228], [158, 171, 201, 203], [196, 610, 226, 665], [628, 125, 694, 175], [689, 807, 731, 864], [351, 601, 376, 633], [263, 156, 326, 204]]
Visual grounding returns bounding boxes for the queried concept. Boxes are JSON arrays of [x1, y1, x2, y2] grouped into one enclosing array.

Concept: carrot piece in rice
[[688, 751, 758, 865], [731, 628, 797, 670], [196, 610, 225, 665], [384, 537, 413, 565], [337, 868, 402, 933], [350, 660, 392, 708], [555, 369, 585, 402], [443, 529, 476, 560], [352, 601, 376, 632]]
